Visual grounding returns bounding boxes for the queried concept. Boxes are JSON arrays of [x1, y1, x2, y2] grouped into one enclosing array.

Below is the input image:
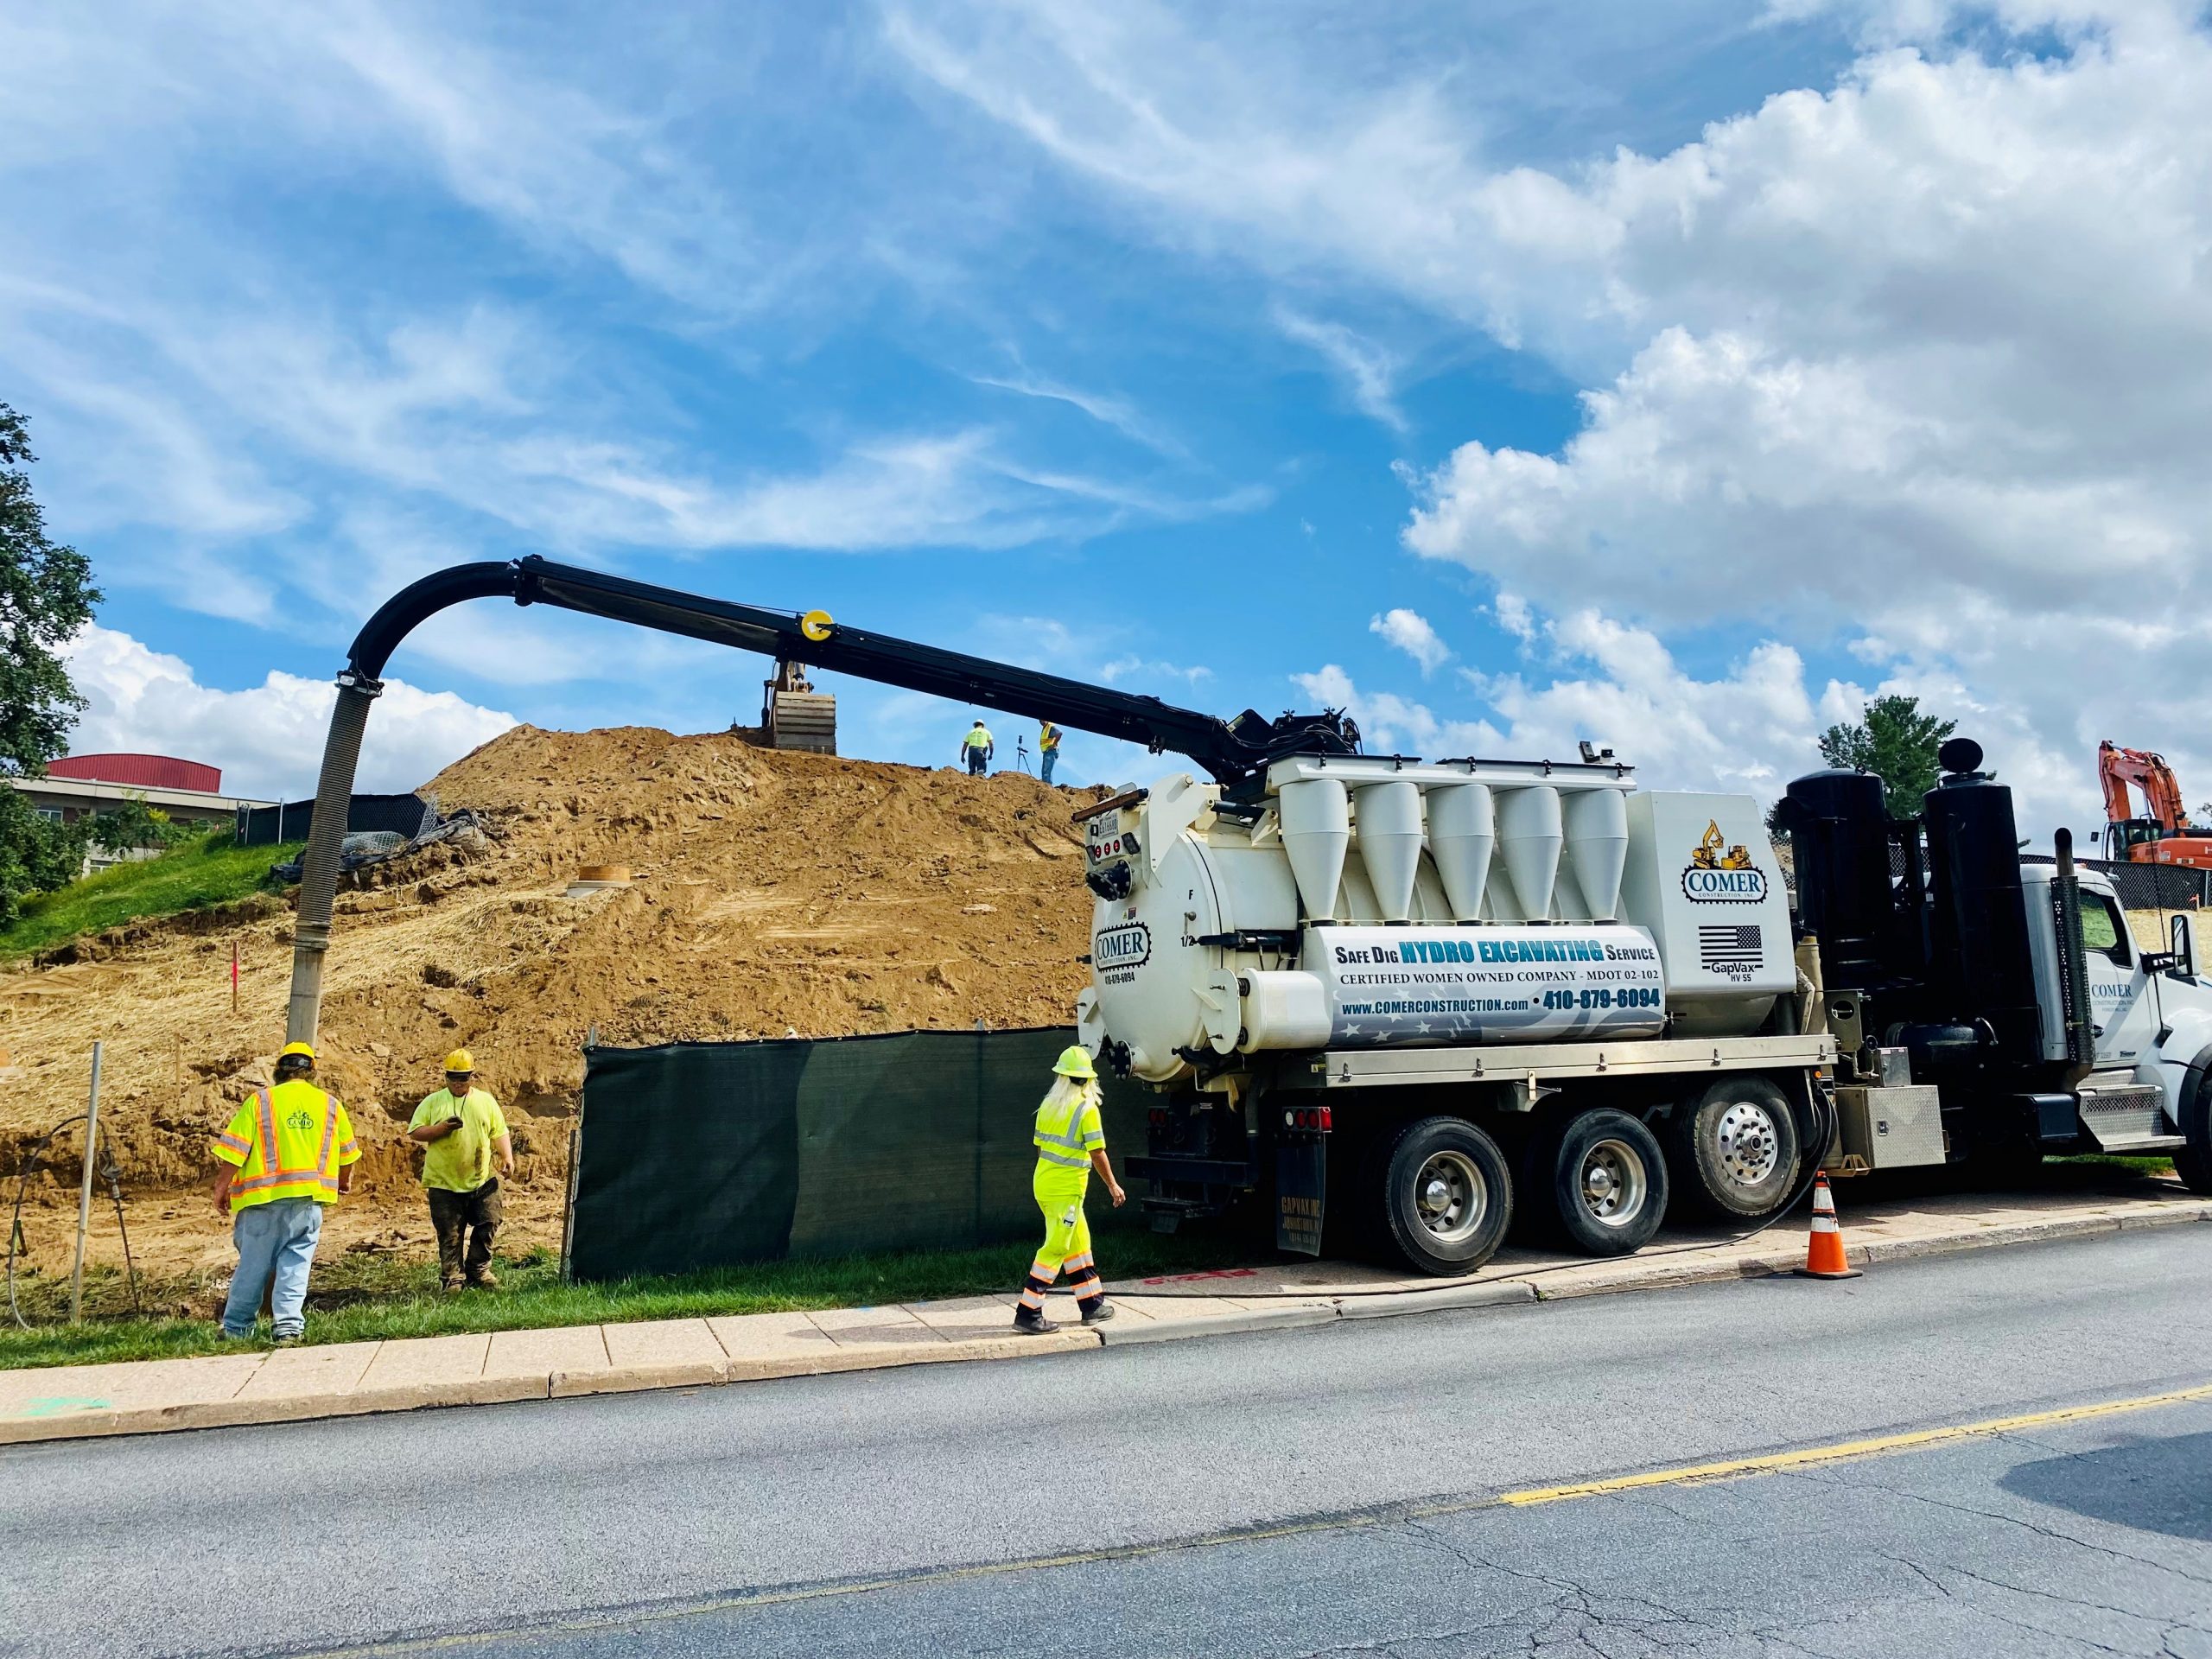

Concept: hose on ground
[[6, 1113, 142, 1328], [1070, 1084, 1844, 1300]]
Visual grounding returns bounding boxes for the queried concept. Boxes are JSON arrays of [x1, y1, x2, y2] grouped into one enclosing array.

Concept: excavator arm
[[2098, 740, 2191, 833], [286, 556, 1358, 1042]]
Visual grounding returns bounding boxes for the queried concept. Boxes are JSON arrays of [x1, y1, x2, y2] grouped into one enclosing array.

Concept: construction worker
[[962, 720, 994, 776], [1039, 720, 1064, 785], [1014, 1046, 1125, 1333], [408, 1050, 514, 1290], [207, 1041, 359, 1344]]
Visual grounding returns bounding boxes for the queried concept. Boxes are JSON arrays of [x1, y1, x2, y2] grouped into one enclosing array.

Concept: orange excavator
[[2098, 740, 2212, 868]]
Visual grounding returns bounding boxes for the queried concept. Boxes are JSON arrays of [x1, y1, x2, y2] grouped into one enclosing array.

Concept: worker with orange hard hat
[[1013, 1045, 1126, 1333], [407, 1049, 514, 1291], [209, 1040, 360, 1344]]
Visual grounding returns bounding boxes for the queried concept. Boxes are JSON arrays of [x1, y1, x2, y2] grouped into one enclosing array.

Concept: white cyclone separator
[[1562, 785, 1630, 922], [1496, 785, 1563, 921], [1279, 777, 1350, 923], [1426, 783, 1495, 923], [1351, 779, 1424, 923]]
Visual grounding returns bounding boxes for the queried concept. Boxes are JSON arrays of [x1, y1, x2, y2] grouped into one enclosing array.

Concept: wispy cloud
[[970, 368, 1188, 459], [1272, 307, 1408, 434]]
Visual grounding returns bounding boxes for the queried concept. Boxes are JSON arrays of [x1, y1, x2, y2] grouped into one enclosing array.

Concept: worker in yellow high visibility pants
[[1014, 1046, 1125, 1333]]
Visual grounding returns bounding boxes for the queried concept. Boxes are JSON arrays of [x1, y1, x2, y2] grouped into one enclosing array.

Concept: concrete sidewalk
[[5, 1185, 2209, 1446]]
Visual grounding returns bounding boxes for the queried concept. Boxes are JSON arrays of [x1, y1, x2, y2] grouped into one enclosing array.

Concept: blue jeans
[[1040, 749, 1058, 784], [222, 1198, 325, 1339]]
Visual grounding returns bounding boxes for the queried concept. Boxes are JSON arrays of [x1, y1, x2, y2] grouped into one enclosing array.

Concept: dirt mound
[[0, 728, 1100, 1285]]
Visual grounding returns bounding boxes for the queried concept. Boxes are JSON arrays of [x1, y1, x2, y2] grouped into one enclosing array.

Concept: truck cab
[[2023, 866, 2212, 1155]]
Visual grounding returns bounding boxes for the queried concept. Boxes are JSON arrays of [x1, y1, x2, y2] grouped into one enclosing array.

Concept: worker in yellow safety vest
[[962, 720, 995, 776], [408, 1049, 515, 1291], [1014, 1046, 1125, 1333], [207, 1041, 360, 1344], [1038, 721, 1063, 785]]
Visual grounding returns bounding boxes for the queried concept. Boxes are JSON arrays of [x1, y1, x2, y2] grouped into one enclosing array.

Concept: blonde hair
[[1042, 1075, 1100, 1113]]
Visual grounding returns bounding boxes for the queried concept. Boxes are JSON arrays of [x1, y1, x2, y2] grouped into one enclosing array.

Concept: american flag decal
[[1699, 924, 1764, 971]]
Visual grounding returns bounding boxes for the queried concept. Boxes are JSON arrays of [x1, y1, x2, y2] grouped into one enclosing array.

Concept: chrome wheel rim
[[1579, 1136, 1649, 1229], [1414, 1149, 1487, 1245], [1715, 1101, 1781, 1187]]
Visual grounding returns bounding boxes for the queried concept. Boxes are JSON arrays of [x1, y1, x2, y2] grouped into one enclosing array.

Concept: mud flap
[[1274, 1135, 1325, 1256]]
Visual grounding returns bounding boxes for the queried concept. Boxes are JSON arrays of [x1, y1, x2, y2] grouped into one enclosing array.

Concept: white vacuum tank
[[1076, 759, 1792, 1084]]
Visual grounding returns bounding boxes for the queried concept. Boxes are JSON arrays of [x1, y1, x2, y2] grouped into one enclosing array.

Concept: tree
[[1817, 694, 1956, 819], [0, 404, 102, 920]]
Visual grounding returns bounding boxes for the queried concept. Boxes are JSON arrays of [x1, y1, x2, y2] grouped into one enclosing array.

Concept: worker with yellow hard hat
[[209, 1040, 361, 1344], [1014, 1045, 1125, 1333], [407, 1048, 514, 1291]]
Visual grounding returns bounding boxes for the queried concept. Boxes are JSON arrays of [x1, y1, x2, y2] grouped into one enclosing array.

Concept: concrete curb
[[4, 1199, 2208, 1445], [1334, 1281, 1539, 1320], [1096, 1304, 1338, 1346]]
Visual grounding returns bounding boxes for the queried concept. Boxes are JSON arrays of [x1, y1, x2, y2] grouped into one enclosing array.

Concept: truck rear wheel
[[1535, 1109, 1668, 1257], [1668, 1076, 1799, 1219], [1371, 1116, 1513, 1276]]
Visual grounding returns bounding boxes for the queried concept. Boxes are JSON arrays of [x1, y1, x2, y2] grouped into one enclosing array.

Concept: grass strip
[[0, 831, 303, 960], [0, 1230, 1259, 1370]]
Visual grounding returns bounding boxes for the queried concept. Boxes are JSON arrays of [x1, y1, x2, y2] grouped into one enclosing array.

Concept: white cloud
[[1272, 308, 1408, 434], [62, 626, 518, 801], [893, 3, 2212, 833], [1310, 596, 2108, 832], [1097, 655, 1213, 689], [1368, 608, 1450, 675], [970, 368, 1186, 459]]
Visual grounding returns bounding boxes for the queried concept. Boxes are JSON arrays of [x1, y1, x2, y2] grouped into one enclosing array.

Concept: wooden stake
[[69, 1041, 104, 1324], [231, 940, 240, 1014]]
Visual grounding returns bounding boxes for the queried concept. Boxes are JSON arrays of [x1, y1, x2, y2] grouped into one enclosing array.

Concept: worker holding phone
[[407, 1050, 513, 1291]]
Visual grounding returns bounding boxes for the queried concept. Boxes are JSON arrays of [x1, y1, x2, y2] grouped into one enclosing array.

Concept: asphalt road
[[4, 1228, 2211, 1658]]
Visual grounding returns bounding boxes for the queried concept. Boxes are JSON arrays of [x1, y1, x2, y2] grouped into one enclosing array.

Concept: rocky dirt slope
[[0, 727, 1098, 1289]]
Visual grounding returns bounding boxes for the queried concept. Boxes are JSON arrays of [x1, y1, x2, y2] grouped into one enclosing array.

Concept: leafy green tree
[[83, 798, 185, 855], [0, 404, 102, 920], [1818, 695, 1956, 819]]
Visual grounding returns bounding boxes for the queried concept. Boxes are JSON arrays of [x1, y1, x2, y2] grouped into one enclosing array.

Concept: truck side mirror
[[2171, 913, 2197, 979]]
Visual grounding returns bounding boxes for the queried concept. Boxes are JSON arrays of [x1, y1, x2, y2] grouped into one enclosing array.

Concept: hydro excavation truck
[[1081, 736, 2212, 1277]]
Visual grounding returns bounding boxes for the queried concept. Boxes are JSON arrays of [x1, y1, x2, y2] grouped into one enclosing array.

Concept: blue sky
[[6, 1, 2209, 836]]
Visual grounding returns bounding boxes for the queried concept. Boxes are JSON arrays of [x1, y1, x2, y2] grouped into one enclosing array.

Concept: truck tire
[[2176, 1046, 2212, 1196], [1668, 1076, 1800, 1219], [1370, 1116, 1513, 1276], [1533, 1109, 1669, 1257]]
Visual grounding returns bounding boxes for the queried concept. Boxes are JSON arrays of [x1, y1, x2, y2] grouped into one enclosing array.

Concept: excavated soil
[[0, 728, 1101, 1296]]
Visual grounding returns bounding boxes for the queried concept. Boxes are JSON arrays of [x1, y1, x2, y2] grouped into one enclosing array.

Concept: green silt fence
[[567, 1028, 1155, 1281]]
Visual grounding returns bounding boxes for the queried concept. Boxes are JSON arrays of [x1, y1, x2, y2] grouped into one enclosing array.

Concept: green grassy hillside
[[0, 832, 302, 961]]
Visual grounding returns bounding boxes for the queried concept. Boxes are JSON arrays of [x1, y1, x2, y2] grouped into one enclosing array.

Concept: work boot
[[441, 1270, 465, 1294], [468, 1268, 500, 1290], [1012, 1306, 1059, 1335], [1080, 1300, 1116, 1326]]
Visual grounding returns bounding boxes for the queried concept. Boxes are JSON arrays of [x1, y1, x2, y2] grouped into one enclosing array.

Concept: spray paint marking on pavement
[[294, 1382, 2212, 1657]]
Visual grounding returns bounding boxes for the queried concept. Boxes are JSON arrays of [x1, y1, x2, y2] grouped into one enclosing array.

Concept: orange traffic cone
[[1794, 1172, 1863, 1280]]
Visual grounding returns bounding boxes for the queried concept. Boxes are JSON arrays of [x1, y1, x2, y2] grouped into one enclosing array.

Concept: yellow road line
[[1498, 1381, 2212, 1505], [301, 1382, 2212, 1656]]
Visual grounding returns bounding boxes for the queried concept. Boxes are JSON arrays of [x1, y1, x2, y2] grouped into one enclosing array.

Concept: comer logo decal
[[1681, 819, 1768, 903], [1094, 924, 1151, 969]]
